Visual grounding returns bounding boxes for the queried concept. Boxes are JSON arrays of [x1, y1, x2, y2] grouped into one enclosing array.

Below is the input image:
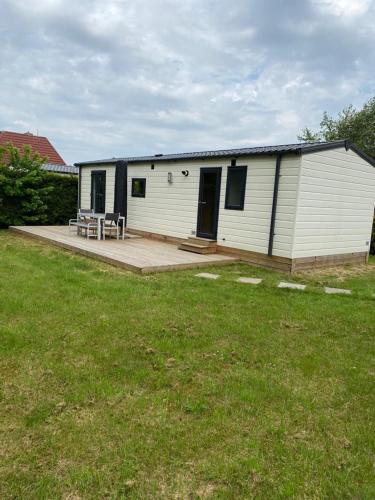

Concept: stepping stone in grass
[[195, 272, 220, 280], [324, 287, 351, 295], [237, 277, 262, 285], [278, 281, 306, 291]]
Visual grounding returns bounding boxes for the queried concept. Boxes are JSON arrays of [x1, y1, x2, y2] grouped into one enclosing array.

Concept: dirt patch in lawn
[[296, 261, 375, 281]]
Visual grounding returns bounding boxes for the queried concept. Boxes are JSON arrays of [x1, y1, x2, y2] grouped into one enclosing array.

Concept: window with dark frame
[[131, 178, 146, 197], [225, 165, 247, 210]]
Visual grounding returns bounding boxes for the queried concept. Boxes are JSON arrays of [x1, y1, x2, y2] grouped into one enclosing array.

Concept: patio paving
[[10, 226, 237, 274], [324, 287, 352, 295], [195, 272, 220, 280], [278, 281, 306, 291], [237, 277, 262, 285]]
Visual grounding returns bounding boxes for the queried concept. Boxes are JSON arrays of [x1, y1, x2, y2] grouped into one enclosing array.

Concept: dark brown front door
[[196, 167, 222, 239]]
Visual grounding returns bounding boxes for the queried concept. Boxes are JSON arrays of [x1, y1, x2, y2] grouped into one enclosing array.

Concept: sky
[[0, 0, 374, 164]]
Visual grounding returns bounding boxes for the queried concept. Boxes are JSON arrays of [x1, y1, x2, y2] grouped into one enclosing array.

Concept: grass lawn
[[1, 231, 374, 499]]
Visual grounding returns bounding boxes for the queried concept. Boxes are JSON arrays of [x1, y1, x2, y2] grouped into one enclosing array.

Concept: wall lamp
[[181, 170, 189, 177]]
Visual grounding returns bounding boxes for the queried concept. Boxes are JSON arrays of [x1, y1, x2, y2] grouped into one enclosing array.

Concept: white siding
[[127, 159, 217, 240], [217, 155, 300, 257], [292, 148, 375, 258], [80, 164, 115, 213], [80, 156, 300, 258]]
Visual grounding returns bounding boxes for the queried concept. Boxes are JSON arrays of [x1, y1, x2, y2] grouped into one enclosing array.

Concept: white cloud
[[276, 111, 301, 130], [315, 0, 371, 17], [0, 0, 374, 163]]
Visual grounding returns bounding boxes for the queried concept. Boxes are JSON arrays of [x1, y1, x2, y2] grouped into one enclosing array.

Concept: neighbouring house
[[42, 163, 78, 175], [0, 131, 78, 175], [75, 140, 375, 272]]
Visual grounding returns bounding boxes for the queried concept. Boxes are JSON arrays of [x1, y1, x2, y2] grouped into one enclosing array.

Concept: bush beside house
[[0, 144, 77, 228]]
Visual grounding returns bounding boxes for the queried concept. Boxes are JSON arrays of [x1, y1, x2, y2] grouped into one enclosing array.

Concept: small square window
[[132, 178, 146, 197], [225, 166, 247, 210]]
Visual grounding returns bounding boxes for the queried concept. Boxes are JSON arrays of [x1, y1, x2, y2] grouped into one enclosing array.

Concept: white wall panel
[[292, 148, 375, 257]]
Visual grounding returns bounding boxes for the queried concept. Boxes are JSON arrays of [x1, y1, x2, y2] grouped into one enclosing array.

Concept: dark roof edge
[[297, 140, 346, 154], [74, 149, 297, 166], [348, 143, 375, 168], [75, 160, 115, 167], [74, 140, 375, 168]]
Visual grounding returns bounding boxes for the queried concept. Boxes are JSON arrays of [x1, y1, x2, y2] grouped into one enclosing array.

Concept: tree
[[0, 144, 52, 227], [298, 96, 375, 158]]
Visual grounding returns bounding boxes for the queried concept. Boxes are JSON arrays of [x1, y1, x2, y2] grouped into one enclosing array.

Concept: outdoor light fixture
[[181, 170, 189, 177], [167, 172, 173, 183]]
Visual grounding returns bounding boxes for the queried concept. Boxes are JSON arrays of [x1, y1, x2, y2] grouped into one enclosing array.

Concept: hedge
[[43, 173, 78, 225], [0, 173, 77, 228], [0, 144, 78, 228]]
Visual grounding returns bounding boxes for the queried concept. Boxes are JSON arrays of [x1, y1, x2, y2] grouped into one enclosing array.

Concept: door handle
[[198, 201, 207, 204]]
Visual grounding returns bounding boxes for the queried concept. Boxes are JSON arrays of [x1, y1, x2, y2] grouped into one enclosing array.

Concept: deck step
[[178, 242, 217, 254], [187, 237, 217, 247]]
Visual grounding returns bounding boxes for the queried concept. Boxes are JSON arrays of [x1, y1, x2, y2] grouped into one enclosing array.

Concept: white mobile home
[[75, 141, 375, 272]]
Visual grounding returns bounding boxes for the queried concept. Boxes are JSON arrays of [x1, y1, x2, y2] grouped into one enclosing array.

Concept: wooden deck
[[10, 226, 237, 273]]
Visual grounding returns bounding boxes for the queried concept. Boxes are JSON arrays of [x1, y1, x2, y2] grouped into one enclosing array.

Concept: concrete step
[[178, 242, 217, 254], [187, 236, 217, 247]]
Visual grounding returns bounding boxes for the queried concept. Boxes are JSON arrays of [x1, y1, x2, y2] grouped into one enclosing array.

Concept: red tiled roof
[[0, 131, 66, 165]]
